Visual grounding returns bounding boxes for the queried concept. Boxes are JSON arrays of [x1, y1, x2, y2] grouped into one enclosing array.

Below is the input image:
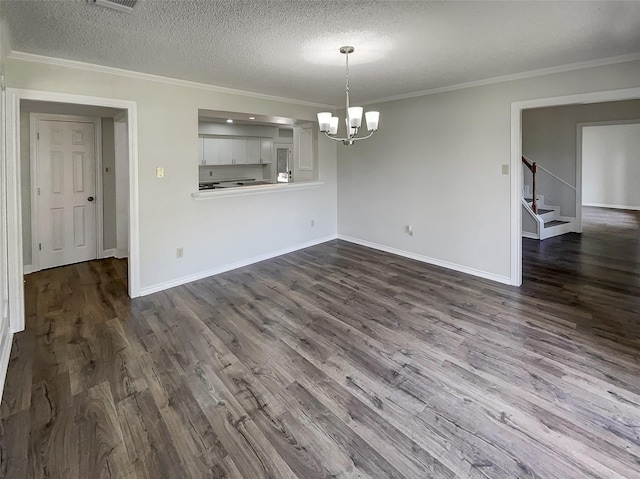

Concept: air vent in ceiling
[[90, 0, 137, 14]]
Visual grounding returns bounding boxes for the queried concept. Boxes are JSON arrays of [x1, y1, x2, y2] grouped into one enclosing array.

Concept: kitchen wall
[[522, 99, 640, 216], [337, 59, 640, 282], [582, 122, 640, 209], [5, 54, 338, 293], [198, 122, 294, 182]]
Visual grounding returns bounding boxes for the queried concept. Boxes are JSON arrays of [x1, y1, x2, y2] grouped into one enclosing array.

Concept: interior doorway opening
[[5, 89, 140, 334], [21, 102, 130, 274], [510, 87, 640, 286]]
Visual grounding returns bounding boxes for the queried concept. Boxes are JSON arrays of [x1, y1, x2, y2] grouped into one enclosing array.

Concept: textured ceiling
[[2, 0, 640, 106]]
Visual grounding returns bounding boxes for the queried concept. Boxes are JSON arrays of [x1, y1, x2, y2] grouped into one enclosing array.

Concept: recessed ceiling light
[[249, 116, 256, 120], [226, 119, 233, 123]]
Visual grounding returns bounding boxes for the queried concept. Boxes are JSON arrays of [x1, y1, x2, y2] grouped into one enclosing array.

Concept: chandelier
[[317, 46, 379, 146]]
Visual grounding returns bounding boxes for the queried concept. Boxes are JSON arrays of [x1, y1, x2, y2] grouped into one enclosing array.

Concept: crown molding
[[361, 52, 640, 106], [7, 51, 335, 109]]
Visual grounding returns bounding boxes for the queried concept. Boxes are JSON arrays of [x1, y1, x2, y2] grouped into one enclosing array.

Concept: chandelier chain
[[345, 49, 350, 112]]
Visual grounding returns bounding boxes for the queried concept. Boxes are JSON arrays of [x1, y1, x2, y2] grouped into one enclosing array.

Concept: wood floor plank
[[1, 207, 639, 478]]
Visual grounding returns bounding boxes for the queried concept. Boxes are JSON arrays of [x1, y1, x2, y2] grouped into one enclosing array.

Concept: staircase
[[522, 193, 574, 240], [521, 156, 576, 240]]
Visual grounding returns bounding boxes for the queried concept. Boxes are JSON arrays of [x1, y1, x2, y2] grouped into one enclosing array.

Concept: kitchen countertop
[[198, 178, 275, 190]]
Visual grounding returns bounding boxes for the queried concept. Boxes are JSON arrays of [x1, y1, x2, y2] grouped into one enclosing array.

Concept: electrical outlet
[[176, 247, 183, 258], [209, 171, 213, 177], [407, 225, 414, 236], [156, 167, 165, 179], [310, 219, 315, 227]]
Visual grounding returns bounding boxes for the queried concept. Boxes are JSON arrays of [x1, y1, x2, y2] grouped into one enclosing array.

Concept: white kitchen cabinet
[[246, 138, 261, 164], [219, 138, 234, 164], [203, 137, 220, 165], [232, 138, 247, 164], [260, 139, 272, 164], [198, 137, 205, 165]]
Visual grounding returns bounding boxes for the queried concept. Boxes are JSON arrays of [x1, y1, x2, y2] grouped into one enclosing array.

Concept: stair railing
[[521, 156, 537, 213], [536, 164, 577, 192]]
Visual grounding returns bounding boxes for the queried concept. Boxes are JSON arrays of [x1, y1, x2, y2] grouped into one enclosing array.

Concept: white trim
[[23, 264, 33, 275], [7, 51, 334, 110], [521, 232, 539, 240], [140, 234, 337, 296], [577, 118, 640, 231], [0, 329, 14, 404], [338, 235, 511, 286], [363, 52, 640, 106], [115, 248, 128, 259], [511, 86, 640, 287], [29, 113, 103, 273], [191, 181, 324, 200], [583, 202, 640, 211], [5, 88, 141, 333], [101, 248, 116, 258]]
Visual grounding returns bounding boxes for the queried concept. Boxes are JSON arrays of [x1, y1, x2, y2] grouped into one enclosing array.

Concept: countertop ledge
[[192, 181, 324, 200]]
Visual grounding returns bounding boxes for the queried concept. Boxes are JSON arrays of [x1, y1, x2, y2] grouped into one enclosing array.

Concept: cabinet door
[[260, 139, 272, 164], [246, 139, 261, 164], [232, 138, 247, 164], [219, 138, 234, 164], [203, 137, 220, 165], [198, 137, 205, 165]]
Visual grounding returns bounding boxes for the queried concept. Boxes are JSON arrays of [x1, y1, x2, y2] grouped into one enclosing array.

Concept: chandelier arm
[[323, 130, 376, 143]]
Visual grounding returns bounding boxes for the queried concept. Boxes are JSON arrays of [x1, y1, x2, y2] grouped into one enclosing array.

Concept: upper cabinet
[[219, 138, 234, 164], [246, 139, 261, 164], [200, 136, 273, 165], [203, 137, 220, 165], [233, 139, 247, 164], [198, 137, 205, 165], [260, 139, 272, 164]]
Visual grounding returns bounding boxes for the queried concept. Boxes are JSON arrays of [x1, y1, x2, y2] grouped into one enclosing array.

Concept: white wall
[[5, 55, 338, 293], [582, 123, 640, 209], [338, 59, 640, 282], [0, 15, 13, 400], [522, 100, 640, 216]]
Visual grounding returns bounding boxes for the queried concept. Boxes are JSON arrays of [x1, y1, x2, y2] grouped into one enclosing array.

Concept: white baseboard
[[139, 234, 338, 296], [101, 248, 116, 259], [337, 235, 511, 285], [522, 232, 539, 239], [0, 329, 14, 405], [23, 264, 34, 275], [115, 248, 128, 259], [583, 202, 640, 211]]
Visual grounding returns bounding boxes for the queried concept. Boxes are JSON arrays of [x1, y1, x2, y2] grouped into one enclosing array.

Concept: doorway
[[275, 143, 292, 182], [578, 120, 640, 213], [5, 89, 140, 334], [510, 87, 640, 286]]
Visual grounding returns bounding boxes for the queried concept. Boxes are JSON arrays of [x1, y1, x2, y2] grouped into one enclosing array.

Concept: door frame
[[5, 88, 140, 334], [273, 142, 293, 182], [576, 118, 640, 225], [29, 113, 103, 272], [510, 86, 640, 286]]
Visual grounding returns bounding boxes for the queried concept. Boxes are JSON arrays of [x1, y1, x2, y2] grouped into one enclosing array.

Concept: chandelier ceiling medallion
[[317, 46, 379, 146]]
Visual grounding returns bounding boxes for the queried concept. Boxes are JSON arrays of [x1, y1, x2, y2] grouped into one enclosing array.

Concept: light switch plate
[[502, 164, 509, 175], [156, 167, 165, 179]]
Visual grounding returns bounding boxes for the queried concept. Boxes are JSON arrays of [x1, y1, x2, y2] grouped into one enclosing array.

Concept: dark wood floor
[[1, 206, 639, 478]]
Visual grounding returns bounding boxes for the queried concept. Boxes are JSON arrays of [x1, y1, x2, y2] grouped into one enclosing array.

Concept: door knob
[[87, 196, 94, 202]]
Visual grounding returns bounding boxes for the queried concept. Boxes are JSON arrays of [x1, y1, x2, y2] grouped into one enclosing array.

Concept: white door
[[36, 120, 97, 270]]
